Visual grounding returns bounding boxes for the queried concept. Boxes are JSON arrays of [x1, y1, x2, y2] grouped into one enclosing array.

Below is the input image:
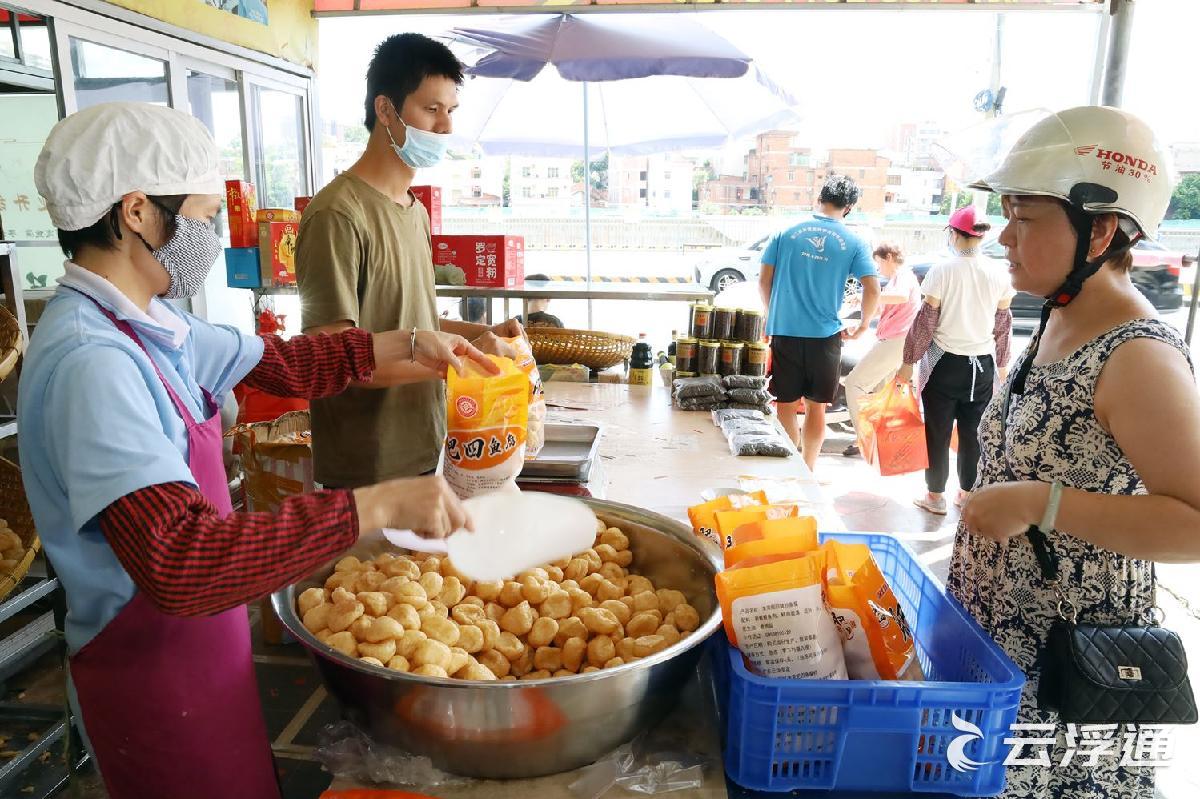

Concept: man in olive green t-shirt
[[298, 34, 519, 489]]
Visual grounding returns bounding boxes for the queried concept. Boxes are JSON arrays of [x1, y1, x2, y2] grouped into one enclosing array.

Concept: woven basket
[[0, 305, 21, 384], [529, 327, 635, 371], [0, 458, 40, 602]]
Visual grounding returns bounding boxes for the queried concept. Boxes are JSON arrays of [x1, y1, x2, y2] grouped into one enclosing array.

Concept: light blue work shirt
[[762, 215, 876, 339], [17, 264, 263, 653]]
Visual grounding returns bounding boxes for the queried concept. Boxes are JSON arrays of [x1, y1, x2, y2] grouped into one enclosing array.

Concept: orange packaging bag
[[444, 356, 529, 498], [503, 336, 546, 458], [715, 550, 847, 680], [856, 380, 928, 477], [724, 532, 820, 570], [714, 504, 799, 549], [727, 515, 819, 549], [687, 491, 767, 547], [822, 540, 923, 681]]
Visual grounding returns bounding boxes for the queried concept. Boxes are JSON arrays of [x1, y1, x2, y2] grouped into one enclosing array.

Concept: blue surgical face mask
[[384, 114, 450, 169]]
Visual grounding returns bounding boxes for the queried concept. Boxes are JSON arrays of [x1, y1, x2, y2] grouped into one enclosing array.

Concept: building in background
[[421, 156, 506, 207], [884, 167, 946, 217], [608, 154, 695, 215], [888, 121, 949, 170], [698, 175, 757, 213], [509, 156, 574, 210], [1171, 143, 1200, 175]]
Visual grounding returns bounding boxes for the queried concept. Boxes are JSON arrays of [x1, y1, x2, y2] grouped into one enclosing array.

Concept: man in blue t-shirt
[[759, 175, 881, 473]]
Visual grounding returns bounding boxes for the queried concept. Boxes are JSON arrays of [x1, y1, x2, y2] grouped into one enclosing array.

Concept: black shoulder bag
[[1003, 307, 1197, 725]]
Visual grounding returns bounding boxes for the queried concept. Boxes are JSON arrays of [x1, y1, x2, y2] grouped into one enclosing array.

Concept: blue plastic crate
[[712, 532, 1026, 797]]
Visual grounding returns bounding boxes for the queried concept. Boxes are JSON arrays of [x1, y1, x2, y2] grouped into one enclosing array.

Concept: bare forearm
[[858, 284, 881, 327], [441, 319, 488, 338], [1034, 483, 1200, 563]]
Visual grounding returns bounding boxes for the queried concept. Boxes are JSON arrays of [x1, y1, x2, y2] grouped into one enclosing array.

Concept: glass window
[[17, 13, 51, 71], [0, 11, 16, 61], [252, 85, 308, 209], [188, 71, 245, 181], [0, 92, 63, 290], [69, 37, 169, 110]]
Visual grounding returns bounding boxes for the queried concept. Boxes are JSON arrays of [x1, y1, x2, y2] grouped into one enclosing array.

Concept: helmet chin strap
[[1012, 200, 1140, 397]]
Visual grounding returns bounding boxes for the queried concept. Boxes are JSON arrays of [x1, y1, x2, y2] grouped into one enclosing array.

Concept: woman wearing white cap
[[19, 102, 494, 798], [949, 107, 1200, 797]]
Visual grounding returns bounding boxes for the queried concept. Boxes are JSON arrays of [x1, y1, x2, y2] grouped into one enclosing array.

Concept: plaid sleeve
[[241, 328, 376, 399], [903, 302, 941, 365], [99, 482, 358, 617]]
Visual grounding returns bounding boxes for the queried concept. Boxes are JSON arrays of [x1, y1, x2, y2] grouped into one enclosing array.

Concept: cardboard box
[[432, 235, 525, 288], [225, 180, 258, 248], [225, 246, 262, 289], [411, 185, 442, 235], [294, 196, 313, 215], [257, 209, 301, 287]]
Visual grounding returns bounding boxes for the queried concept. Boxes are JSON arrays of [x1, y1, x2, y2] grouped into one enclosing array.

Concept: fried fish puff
[[599, 528, 630, 552], [673, 604, 701, 633], [326, 601, 365, 634], [626, 611, 663, 639], [499, 601, 536, 637], [527, 617, 559, 648], [656, 589, 687, 616], [412, 639, 453, 671], [302, 604, 332, 634], [364, 616, 406, 644], [439, 577, 467, 607], [358, 638, 397, 663], [478, 649, 511, 678], [555, 617, 588, 646], [297, 587, 326, 616], [357, 591, 390, 617], [387, 603, 422, 631], [561, 637, 587, 672]]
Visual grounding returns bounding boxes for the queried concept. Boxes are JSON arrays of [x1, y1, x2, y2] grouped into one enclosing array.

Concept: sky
[[316, 1, 1199, 163]]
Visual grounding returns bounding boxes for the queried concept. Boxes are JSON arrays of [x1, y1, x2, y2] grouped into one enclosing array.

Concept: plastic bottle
[[629, 333, 654, 386]]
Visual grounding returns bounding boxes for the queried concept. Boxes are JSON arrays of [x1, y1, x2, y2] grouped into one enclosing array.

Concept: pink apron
[[69, 301, 281, 799]]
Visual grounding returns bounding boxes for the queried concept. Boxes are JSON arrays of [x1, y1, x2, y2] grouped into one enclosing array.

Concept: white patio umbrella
[[444, 14, 801, 319]]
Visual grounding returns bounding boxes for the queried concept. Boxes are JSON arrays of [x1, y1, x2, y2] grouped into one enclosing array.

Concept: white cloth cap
[[35, 102, 224, 231]]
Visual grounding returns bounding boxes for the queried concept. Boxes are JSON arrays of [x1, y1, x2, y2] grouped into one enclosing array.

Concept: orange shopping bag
[[856, 380, 928, 477]]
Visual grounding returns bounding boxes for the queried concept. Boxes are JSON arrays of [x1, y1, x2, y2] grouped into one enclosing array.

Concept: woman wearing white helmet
[[952, 106, 1200, 797], [18, 102, 496, 799]]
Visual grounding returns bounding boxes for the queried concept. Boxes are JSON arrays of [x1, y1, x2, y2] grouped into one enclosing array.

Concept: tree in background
[[939, 190, 1002, 217], [1168, 174, 1200, 220], [571, 153, 609, 199], [693, 159, 718, 209]]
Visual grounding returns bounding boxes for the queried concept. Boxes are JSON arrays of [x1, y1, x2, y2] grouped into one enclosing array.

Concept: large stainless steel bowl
[[271, 497, 722, 779]]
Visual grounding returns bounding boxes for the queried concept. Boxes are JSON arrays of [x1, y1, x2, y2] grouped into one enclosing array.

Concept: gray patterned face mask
[[139, 213, 222, 299]]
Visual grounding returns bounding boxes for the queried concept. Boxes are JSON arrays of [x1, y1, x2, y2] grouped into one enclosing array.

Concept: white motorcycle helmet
[[968, 105, 1174, 241]]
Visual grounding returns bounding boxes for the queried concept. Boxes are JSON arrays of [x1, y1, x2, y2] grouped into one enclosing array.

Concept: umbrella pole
[[583, 81, 593, 329]]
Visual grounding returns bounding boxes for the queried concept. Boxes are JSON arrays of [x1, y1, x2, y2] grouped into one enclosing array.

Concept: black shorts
[[769, 334, 843, 404]]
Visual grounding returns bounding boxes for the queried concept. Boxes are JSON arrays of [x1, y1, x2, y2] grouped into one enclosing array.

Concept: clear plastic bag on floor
[[568, 734, 708, 799], [314, 722, 469, 788], [675, 395, 726, 411]]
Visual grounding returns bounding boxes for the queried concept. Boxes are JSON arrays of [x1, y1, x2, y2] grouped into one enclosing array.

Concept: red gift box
[[411, 185, 442, 236], [256, 209, 301, 287], [225, 180, 258, 248], [432, 235, 525, 288]]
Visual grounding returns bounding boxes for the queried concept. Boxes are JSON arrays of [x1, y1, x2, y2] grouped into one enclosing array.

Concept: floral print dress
[[947, 318, 1189, 799]]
